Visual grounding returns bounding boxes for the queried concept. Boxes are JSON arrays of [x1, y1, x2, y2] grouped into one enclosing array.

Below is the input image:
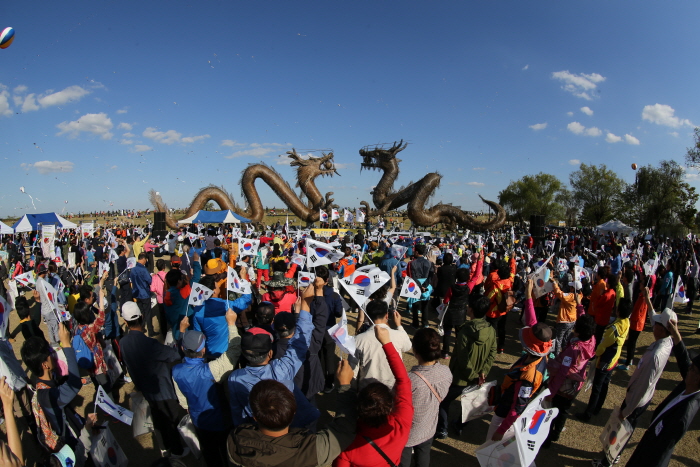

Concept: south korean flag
[[227, 267, 252, 295], [188, 282, 214, 306], [298, 271, 315, 288], [400, 277, 422, 299]]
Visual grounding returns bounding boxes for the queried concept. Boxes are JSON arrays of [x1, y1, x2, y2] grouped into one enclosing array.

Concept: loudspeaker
[[153, 211, 167, 239], [530, 214, 546, 239]]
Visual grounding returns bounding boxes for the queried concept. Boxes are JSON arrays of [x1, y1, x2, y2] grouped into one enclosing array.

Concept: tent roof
[[595, 219, 634, 233], [0, 221, 13, 234], [178, 210, 250, 224], [12, 213, 78, 233]]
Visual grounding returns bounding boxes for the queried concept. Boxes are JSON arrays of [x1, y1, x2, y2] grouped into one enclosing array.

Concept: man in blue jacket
[[130, 252, 154, 336], [173, 308, 241, 467], [228, 278, 324, 429]]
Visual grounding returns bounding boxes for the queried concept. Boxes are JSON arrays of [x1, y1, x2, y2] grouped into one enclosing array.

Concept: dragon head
[[287, 149, 339, 183], [359, 140, 407, 172]]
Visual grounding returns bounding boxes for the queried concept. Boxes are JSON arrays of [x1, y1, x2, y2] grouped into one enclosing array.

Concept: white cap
[[122, 302, 142, 321], [651, 308, 677, 330]]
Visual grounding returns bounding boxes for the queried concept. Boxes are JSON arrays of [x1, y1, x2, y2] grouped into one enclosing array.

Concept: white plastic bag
[[129, 392, 154, 438], [177, 414, 201, 459], [460, 381, 496, 423]]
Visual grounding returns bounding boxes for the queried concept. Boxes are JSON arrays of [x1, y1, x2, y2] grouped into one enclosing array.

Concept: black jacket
[[626, 341, 700, 467]]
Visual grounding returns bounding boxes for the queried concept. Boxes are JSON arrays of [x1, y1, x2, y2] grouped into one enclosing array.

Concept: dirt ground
[[2, 278, 700, 466]]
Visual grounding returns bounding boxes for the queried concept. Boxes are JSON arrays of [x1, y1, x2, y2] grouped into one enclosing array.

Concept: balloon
[[631, 163, 638, 170], [19, 186, 24, 193], [0, 27, 15, 49]]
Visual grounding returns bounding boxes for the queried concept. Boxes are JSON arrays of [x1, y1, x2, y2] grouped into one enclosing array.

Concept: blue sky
[[2, 1, 700, 218]]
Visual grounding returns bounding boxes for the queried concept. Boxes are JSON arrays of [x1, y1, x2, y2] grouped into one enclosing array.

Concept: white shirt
[[622, 336, 673, 418], [350, 323, 412, 389]]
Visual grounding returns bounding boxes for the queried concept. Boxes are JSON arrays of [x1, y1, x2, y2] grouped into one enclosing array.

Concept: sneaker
[[169, 447, 190, 459], [449, 420, 464, 436], [575, 412, 592, 422], [122, 375, 132, 383], [441, 352, 451, 360], [322, 383, 335, 394], [434, 431, 448, 440], [497, 349, 504, 354], [616, 364, 630, 371]]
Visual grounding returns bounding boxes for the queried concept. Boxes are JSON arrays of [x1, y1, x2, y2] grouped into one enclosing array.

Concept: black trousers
[[624, 329, 641, 365], [545, 394, 574, 443], [400, 438, 433, 467], [584, 367, 613, 417], [195, 426, 229, 467], [486, 314, 507, 350], [320, 331, 338, 385], [147, 398, 185, 456], [412, 300, 429, 327], [437, 384, 468, 434], [137, 298, 156, 335]]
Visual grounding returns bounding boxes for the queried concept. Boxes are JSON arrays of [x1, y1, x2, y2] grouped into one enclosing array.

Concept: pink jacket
[[150, 271, 166, 304], [547, 331, 596, 397]]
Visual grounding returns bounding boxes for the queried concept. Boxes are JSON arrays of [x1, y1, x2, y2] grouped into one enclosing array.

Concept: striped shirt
[[406, 363, 453, 446]]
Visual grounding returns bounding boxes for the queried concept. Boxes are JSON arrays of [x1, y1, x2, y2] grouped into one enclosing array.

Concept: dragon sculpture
[[359, 140, 506, 229], [150, 150, 339, 229]]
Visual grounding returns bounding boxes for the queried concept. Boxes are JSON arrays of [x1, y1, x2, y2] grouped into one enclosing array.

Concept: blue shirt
[[172, 358, 224, 431], [193, 294, 251, 358], [228, 308, 320, 428], [130, 262, 152, 299]]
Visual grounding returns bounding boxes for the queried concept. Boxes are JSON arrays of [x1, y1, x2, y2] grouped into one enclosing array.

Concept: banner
[[41, 224, 55, 259], [95, 385, 133, 425], [81, 222, 95, 238], [310, 228, 349, 238]]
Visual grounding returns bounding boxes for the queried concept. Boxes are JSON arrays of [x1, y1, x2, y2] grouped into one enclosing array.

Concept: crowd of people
[[0, 220, 698, 467]]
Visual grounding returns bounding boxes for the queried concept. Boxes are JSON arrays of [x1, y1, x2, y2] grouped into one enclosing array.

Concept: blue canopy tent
[[178, 210, 250, 224], [12, 213, 78, 233]]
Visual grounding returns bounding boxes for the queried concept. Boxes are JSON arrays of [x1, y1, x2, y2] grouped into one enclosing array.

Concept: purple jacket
[[547, 333, 596, 397]]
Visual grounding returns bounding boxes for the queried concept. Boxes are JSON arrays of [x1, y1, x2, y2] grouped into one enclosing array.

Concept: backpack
[[497, 289, 516, 314], [72, 329, 95, 370]]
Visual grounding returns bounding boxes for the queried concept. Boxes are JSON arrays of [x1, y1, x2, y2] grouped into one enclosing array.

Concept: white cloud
[[181, 135, 210, 144], [606, 133, 622, 143], [109, 165, 117, 170], [13, 85, 27, 94], [569, 159, 581, 165], [119, 139, 133, 145], [37, 85, 90, 108], [624, 134, 640, 145], [118, 122, 133, 131], [466, 182, 485, 186], [529, 122, 547, 131], [670, 131, 679, 138], [56, 113, 113, 140], [567, 111, 574, 116], [131, 144, 153, 152], [522, 64, 529, 71], [472, 167, 485, 171], [21, 94, 40, 112], [122, 132, 135, 138], [221, 139, 245, 147], [552, 70, 606, 100], [21, 160, 75, 174], [143, 127, 209, 145], [0, 90, 11, 116], [580, 106, 593, 116], [685, 173, 700, 181], [228, 147, 274, 158], [116, 108, 128, 114], [227, 142, 292, 159], [334, 163, 353, 169], [641, 104, 693, 128], [567, 121, 585, 135], [585, 127, 602, 137]]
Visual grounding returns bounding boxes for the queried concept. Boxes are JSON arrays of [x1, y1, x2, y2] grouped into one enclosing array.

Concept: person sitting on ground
[[400, 328, 452, 467], [350, 301, 412, 390], [334, 325, 414, 467], [436, 294, 496, 438], [226, 362, 358, 467]]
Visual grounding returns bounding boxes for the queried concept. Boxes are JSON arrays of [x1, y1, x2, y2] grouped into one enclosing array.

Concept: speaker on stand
[[153, 211, 167, 239], [530, 214, 546, 243]]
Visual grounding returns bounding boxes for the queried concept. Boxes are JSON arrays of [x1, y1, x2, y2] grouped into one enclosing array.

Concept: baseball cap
[[52, 444, 76, 467], [35, 263, 48, 275], [170, 255, 182, 265], [182, 330, 206, 352], [122, 302, 142, 321], [242, 327, 273, 354], [651, 308, 677, 329]]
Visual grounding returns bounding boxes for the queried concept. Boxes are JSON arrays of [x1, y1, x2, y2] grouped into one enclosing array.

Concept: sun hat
[[519, 322, 553, 356], [263, 271, 295, 288], [204, 258, 226, 275]]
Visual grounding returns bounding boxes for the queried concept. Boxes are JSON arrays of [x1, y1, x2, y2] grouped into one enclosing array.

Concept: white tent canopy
[[596, 219, 635, 234], [0, 221, 13, 234], [178, 210, 249, 225], [12, 213, 78, 233]]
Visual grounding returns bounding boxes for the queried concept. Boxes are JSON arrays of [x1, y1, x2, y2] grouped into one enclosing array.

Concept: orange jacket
[[485, 257, 516, 318]]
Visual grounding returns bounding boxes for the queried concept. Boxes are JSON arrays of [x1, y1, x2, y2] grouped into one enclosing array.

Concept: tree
[[498, 173, 565, 224], [685, 127, 700, 168], [569, 163, 626, 226], [556, 188, 579, 227], [203, 201, 215, 211], [621, 160, 697, 232]]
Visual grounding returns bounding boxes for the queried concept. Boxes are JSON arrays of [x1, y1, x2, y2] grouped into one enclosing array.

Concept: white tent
[[596, 219, 634, 234], [12, 213, 78, 233], [0, 221, 13, 234], [178, 210, 249, 225]]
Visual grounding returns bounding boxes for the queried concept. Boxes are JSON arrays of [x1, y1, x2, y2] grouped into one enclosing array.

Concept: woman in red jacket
[[334, 326, 414, 467]]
